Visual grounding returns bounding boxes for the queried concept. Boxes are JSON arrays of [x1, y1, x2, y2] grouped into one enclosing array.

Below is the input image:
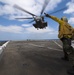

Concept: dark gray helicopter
[[14, 0, 67, 30], [14, 0, 49, 30]]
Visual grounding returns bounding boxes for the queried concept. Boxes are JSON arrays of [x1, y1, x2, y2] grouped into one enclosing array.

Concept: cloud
[[45, 0, 62, 11], [0, 25, 24, 33], [26, 26, 57, 34], [0, 23, 58, 40], [0, 0, 62, 20], [63, 0, 74, 26], [69, 17, 74, 25], [64, 0, 74, 14], [24, 26, 58, 40], [0, 24, 57, 34], [22, 24, 32, 27]]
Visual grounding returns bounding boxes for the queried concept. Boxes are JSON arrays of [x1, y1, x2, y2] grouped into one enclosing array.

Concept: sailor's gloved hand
[[44, 13, 49, 17]]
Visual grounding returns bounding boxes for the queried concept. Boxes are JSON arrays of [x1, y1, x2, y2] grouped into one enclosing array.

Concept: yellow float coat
[[49, 16, 73, 39]]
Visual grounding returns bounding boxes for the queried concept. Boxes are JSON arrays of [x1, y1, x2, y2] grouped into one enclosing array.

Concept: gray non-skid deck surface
[[0, 40, 71, 75]]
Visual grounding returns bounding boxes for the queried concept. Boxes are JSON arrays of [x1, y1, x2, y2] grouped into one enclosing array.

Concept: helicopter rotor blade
[[15, 17, 33, 19], [14, 5, 36, 16], [40, 0, 49, 16], [49, 7, 67, 14], [29, 20, 35, 23], [44, 7, 67, 17]]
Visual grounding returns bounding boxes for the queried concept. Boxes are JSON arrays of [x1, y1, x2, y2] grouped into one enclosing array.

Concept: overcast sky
[[0, 0, 74, 40]]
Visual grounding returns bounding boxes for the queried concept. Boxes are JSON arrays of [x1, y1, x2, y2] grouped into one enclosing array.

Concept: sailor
[[45, 13, 74, 75]]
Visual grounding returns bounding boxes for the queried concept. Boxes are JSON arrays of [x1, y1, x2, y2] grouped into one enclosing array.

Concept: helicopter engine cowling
[[34, 16, 42, 22]]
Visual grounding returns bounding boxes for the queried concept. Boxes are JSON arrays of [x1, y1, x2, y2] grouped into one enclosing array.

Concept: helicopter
[[14, 0, 50, 30], [14, 0, 67, 30]]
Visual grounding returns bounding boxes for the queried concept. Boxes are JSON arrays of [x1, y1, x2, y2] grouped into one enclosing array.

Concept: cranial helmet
[[61, 16, 68, 22]]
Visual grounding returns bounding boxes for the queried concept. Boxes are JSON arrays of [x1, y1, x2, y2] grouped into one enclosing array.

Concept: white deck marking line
[[29, 43, 62, 51], [0, 41, 10, 55], [0, 41, 10, 50], [2, 41, 10, 48], [52, 40, 62, 48]]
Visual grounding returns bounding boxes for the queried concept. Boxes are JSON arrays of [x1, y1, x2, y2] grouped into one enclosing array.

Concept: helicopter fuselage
[[33, 16, 47, 29], [33, 22, 47, 29]]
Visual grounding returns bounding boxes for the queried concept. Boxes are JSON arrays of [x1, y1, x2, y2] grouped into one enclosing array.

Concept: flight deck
[[0, 40, 72, 75]]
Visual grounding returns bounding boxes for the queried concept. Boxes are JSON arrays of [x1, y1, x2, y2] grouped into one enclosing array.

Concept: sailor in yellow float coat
[[45, 15, 73, 39], [45, 13, 74, 74]]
